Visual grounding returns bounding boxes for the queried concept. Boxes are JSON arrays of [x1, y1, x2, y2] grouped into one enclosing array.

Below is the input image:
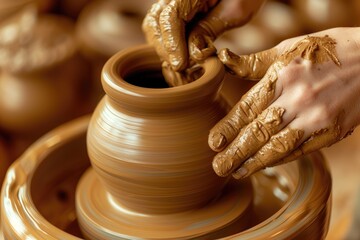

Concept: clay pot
[[0, 115, 332, 239], [0, 14, 90, 143], [75, 45, 260, 239], [83, 44, 229, 213]]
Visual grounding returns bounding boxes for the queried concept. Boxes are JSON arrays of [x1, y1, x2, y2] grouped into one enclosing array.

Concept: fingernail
[[212, 155, 233, 177], [218, 48, 230, 63], [209, 133, 227, 151], [169, 54, 184, 71], [190, 44, 203, 60], [232, 167, 248, 179]]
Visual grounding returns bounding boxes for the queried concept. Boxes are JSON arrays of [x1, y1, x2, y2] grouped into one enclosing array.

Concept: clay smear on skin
[[213, 35, 341, 177], [213, 106, 286, 177]]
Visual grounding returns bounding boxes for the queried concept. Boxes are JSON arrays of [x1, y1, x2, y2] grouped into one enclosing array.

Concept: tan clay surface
[[323, 129, 360, 240]]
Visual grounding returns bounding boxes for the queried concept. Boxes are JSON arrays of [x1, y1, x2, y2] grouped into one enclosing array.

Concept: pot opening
[[124, 69, 170, 88], [123, 66, 206, 89]]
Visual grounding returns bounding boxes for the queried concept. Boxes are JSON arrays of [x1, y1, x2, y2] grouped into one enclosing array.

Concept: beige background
[[323, 128, 360, 239]]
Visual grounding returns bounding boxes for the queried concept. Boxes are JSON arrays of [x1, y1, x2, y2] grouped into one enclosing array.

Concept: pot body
[[86, 45, 229, 214]]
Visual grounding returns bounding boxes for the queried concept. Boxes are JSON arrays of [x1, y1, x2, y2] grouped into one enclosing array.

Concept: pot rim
[[101, 44, 225, 110]]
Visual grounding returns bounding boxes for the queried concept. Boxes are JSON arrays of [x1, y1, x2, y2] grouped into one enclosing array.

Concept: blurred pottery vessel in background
[[0, 14, 91, 159], [291, 0, 357, 32], [75, 0, 154, 103]]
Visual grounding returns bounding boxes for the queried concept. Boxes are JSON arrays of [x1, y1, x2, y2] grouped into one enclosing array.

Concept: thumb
[[218, 47, 278, 80]]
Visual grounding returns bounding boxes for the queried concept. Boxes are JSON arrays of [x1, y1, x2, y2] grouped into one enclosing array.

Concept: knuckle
[[237, 100, 258, 121], [279, 63, 302, 86], [308, 104, 334, 127], [291, 83, 318, 108], [249, 121, 269, 143], [270, 136, 291, 153]]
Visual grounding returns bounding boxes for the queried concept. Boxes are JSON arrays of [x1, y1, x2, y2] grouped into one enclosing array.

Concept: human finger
[[271, 123, 342, 167], [208, 61, 284, 152], [232, 126, 304, 179], [218, 47, 279, 80], [212, 106, 288, 177], [232, 119, 342, 179], [188, 28, 217, 62], [142, 0, 170, 62], [162, 60, 203, 86], [158, 2, 188, 71], [159, 0, 218, 71]]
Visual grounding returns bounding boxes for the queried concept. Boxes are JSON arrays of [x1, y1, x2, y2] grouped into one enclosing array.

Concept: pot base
[[76, 169, 253, 239]]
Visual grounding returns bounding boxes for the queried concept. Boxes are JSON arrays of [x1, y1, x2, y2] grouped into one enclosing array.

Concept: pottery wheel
[[76, 168, 253, 239]]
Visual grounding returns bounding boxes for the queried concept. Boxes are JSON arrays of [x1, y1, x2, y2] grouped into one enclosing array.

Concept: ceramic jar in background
[[290, 0, 357, 32], [35, 0, 92, 19], [75, 0, 154, 103], [0, 14, 91, 159]]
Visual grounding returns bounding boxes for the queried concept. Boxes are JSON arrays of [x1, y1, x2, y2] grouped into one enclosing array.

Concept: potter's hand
[[142, 0, 265, 73], [209, 27, 360, 179]]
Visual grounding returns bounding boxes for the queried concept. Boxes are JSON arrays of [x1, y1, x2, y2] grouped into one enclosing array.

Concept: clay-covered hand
[[142, 0, 265, 73], [209, 27, 360, 179]]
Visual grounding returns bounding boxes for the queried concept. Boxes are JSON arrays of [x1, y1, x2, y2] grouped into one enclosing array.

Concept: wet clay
[[233, 128, 304, 179], [212, 106, 286, 177], [211, 35, 341, 178], [219, 35, 340, 80], [280, 117, 342, 166], [142, 0, 216, 72], [209, 61, 283, 153]]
